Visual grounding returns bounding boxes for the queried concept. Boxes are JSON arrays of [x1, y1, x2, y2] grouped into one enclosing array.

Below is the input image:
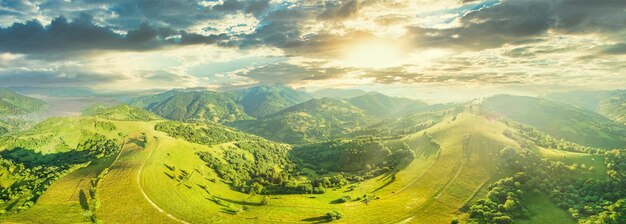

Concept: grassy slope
[[140, 112, 514, 223], [3, 156, 116, 223], [1, 111, 610, 223], [517, 192, 575, 224], [481, 94, 626, 149], [0, 117, 121, 222], [95, 121, 176, 223]]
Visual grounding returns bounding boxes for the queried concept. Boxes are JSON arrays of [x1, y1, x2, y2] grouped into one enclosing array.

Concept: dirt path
[[96, 136, 178, 223], [136, 136, 190, 224]]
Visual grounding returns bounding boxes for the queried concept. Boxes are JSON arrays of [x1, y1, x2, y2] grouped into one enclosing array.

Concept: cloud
[[0, 14, 227, 58], [603, 43, 626, 55], [227, 60, 350, 85], [0, 70, 120, 88], [318, 0, 360, 20], [405, 0, 626, 50]]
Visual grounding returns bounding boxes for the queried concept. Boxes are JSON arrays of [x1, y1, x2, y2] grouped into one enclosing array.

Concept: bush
[[326, 211, 343, 221]]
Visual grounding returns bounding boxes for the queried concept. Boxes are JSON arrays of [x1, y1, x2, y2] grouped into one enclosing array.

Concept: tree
[[493, 216, 512, 224]]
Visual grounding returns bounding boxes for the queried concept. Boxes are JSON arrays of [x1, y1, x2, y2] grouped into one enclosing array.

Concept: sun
[[342, 40, 403, 69]]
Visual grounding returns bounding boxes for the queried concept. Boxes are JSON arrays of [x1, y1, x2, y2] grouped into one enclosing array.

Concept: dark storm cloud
[[406, 0, 626, 50], [0, 14, 227, 57]]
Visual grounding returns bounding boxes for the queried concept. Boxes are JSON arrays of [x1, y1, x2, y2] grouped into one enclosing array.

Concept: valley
[[0, 87, 625, 224]]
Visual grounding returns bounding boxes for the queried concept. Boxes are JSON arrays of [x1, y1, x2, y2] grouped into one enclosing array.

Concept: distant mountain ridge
[[546, 90, 626, 125], [149, 91, 251, 122], [347, 92, 427, 119], [227, 85, 312, 118], [0, 88, 47, 116], [481, 94, 626, 149]]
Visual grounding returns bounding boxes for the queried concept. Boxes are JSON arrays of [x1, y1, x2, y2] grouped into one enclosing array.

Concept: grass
[[136, 112, 523, 223], [94, 121, 175, 223], [0, 111, 611, 224], [516, 192, 575, 224], [530, 147, 607, 178], [2, 156, 115, 223]]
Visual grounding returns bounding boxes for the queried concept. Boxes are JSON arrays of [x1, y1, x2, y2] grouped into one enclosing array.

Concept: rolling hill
[[230, 98, 375, 144], [227, 85, 312, 118], [0, 91, 624, 224], [149, 91, 251, 122], [546, 90, 626, 125], [127, 89, 182, 110], [480, 94, 626, 149], [85, 104, 162, 121], [0, 88, 47, 116], [347, 92, 427, 119]]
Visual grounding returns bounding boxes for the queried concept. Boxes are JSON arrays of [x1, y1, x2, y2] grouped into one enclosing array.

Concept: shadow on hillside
[[219, 207, 240, 215], [79, 190, 89, 210], [4, 199, 19, 211], [373, 171, 397, 192], [128, 138, 146, 148], [213, 195, 262, 206], [301, 216, 331, 223], [0, 147, 92, 167]]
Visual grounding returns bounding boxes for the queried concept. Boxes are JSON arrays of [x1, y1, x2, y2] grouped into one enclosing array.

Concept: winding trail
[[396, 133, 473, 224], [137, 136, 190, 224]]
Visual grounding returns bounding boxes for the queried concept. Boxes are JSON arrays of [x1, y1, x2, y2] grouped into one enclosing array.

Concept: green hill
[[0, 88, 46, 116], [546, 90, 626, 125], [86, 104, 162, 121], [229, 98, 375, 144], [347, 92, 426, 119], [127, 89, 182, 110], [349, 109, 451, 138], [480, 94, 626, 149], [227, 85, 312, 118], [0, 105, 620, 224], [0, 116, 123, 218], [291, 136, 415, 174], [0, 120, 10, 135], [149, 91, 251, 122]]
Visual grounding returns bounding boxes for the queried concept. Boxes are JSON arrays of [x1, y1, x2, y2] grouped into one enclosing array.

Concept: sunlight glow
[[343, 41, 403, 69]]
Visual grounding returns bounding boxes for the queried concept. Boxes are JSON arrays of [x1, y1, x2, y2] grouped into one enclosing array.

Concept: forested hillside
[[227, 85, 312, 118], [0, 88, 46, 116], [347, 92, 426, 119], [229, 98, 375, 144], [149, 91, 251, 122], [481, 95, 626, 149]]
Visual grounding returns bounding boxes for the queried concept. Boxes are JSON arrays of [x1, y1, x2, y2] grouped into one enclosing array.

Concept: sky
[[0, 0, 625, 102]]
